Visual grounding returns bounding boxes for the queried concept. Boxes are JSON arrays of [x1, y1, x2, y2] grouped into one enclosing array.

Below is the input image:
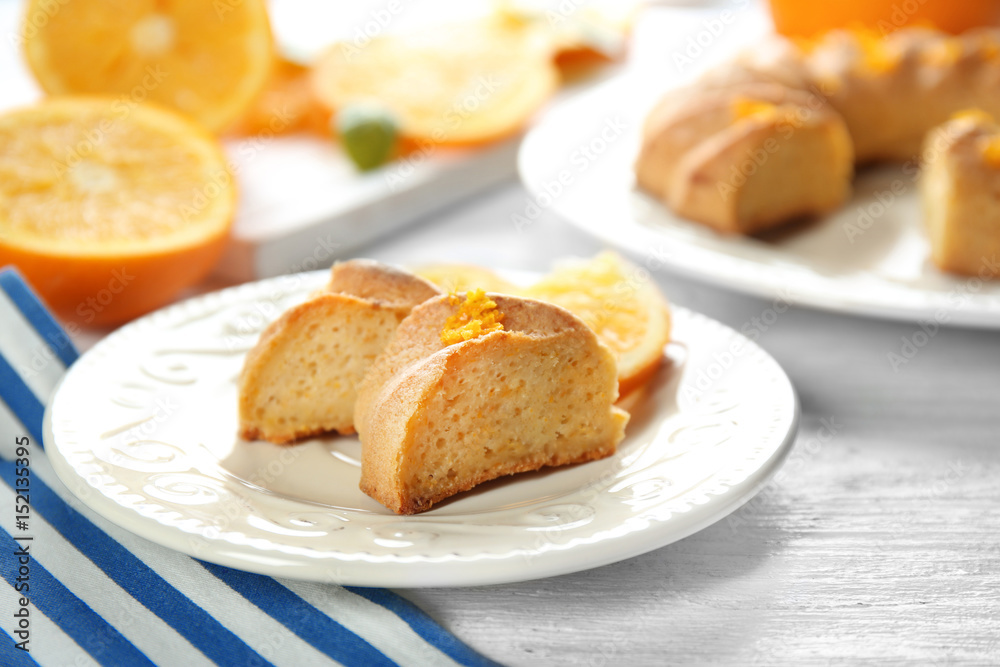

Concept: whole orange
[[768, 0, 1000, 37]]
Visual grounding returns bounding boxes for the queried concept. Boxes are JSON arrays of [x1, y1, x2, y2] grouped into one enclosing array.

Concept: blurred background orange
[[768, 0, 1000, 37]]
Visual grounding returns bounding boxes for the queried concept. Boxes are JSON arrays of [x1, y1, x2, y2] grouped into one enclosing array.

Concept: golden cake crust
[[637, 26, 1000, 244], [921, 114, 1000, 277], [238, 259, 440, 444], [355, 294, 629, 514]]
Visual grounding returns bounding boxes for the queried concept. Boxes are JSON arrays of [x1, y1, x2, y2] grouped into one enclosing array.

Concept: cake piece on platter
[[636, 25, 1000, 240], [638, 86, 853, 235], [921, 111, 1000, 277]]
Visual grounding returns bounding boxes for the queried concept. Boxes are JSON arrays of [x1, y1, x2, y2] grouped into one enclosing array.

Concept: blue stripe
[[0, 268, 79, 368], [201, 562, 396, 667], [0, 355, 45, 445], [1, 529, 155, 666], [0, 623, 40, 667], [0, 462, 273, 667], [348, 588, 502, 667]]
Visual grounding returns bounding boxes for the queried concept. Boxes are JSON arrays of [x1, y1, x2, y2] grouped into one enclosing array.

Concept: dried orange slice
[[496, 1, 633, 70], [22, 0, 274, 133], [525, 252, 672, 396], [0, 97, 236, 325], [415, 263, 521, 294], [311, 18, 559, 146]]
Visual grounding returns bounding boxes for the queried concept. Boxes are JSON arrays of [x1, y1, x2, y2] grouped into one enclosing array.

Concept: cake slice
[[355, 291, 629, 514], [921, 111, 1000, 277], [636, 82, 796, 200], [666, 94, 854, 234], [238, 260, 440, 443]]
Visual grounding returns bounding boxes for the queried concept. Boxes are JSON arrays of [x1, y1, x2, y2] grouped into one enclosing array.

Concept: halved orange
[[0, 97, 236, 325], [22, 0, 274, 133], [311, 18, 559, 146]]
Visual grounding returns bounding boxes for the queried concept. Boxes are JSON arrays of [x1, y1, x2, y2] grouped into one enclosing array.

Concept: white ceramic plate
[[518, 74, 1000, 328], [45, 270, 798, 587]]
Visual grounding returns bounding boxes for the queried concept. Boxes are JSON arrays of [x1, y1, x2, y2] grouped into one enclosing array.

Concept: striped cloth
[[0, 267, 500, 667]]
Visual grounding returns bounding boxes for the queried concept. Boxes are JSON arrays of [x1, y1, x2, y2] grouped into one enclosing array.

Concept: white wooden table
[[14, 0, 998, 660], [361, 181, 1000, 666]]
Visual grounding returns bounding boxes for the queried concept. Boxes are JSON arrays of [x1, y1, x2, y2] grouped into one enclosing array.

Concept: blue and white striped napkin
[[0, 267, 500, 667]]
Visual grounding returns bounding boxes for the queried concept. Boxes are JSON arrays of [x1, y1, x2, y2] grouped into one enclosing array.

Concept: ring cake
[[637, 25, 1000, 272]]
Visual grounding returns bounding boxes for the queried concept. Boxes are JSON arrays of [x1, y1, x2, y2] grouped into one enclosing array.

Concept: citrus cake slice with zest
[[311, 17, 558, 146], [22, 0, 274, 132], [0, 97, 235, 325], [238, 260, 440, 444], [524, 252, 672, 397], [355, 292, 628, 515]]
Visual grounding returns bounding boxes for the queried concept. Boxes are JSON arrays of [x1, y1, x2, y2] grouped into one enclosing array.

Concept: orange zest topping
[[441, 289, 505, 345], [731, 97, 781, 122], [853, 28, 901, 74]]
